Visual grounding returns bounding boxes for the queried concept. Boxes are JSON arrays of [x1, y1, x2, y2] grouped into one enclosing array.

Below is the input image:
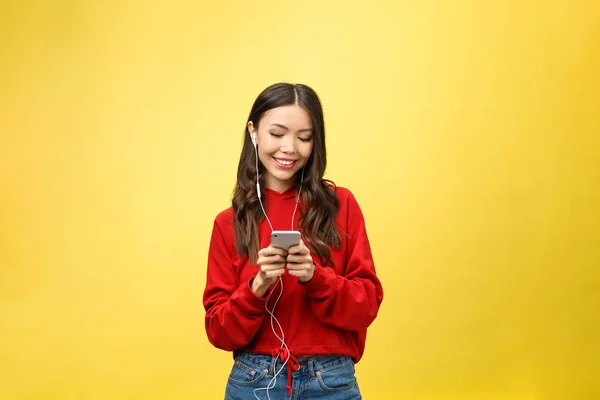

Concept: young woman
[[203, 83, 384, 399]]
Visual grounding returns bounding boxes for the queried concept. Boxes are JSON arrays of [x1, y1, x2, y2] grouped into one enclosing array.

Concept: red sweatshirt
[[203, 185, 383, 363]]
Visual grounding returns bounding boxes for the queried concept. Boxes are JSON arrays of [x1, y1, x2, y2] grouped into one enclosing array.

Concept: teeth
[[276, 159, 293, 165]]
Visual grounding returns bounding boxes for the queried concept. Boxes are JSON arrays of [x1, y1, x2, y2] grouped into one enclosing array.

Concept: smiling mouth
[[274, 158, 297, 168]]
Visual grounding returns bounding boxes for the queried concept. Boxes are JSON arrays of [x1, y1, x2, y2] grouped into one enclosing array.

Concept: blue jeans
[[225, 351, 362, 400]]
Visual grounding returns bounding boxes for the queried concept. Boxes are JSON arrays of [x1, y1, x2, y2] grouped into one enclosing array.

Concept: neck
[[264, 178, 296, 194]]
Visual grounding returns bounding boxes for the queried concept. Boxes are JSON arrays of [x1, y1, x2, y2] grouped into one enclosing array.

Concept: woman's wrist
[[251, 275, 269, 297]]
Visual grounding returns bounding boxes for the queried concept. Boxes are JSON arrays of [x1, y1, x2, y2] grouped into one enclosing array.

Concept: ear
[[247, 121, 257, 146], [247, 121, 257, 135]]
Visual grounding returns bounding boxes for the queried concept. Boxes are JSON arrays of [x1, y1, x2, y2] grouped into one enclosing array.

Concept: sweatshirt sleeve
[[203, 215, 268, 351], [301, 190, 384, 331]]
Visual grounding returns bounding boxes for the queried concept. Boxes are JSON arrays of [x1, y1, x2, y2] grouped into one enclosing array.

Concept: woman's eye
[[299, 137, 312, 142], [269, 133, 283, 138]]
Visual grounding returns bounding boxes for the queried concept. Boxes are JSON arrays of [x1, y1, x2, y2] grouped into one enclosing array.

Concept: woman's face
[[248, 105, 314, 193]]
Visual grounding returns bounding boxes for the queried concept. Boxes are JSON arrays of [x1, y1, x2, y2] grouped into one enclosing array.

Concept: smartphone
[[271, 230, 301, 250]]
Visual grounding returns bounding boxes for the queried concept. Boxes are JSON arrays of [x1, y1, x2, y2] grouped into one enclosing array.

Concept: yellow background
[[1, 1, 599, 399]]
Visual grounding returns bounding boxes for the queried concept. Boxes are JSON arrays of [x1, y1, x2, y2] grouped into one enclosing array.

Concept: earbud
[[251, 135, 303, 399], [252, 133, 262, 200]]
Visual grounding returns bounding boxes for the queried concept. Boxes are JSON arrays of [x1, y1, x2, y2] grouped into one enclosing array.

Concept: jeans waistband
[[235, 351, 353, 375]]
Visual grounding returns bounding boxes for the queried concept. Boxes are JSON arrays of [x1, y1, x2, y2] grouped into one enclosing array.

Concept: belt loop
[[308, 358, 316, 378], [270, 354, 277, 376]]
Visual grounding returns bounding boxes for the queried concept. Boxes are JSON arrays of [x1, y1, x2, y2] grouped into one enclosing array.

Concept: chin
[[269, 169, 296, 181], [274, 171, 296, 181]]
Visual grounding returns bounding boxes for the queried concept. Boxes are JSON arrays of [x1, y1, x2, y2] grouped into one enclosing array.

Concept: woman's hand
[[286, 240, 315, 283], [251, 245, 287, 297]]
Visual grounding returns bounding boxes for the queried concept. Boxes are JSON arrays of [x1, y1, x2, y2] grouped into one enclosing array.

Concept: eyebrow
[[269, 123, 314, 133]]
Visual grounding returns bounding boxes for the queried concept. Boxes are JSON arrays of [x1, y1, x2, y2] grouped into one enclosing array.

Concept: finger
[[263, 246, 288, 257], [269, 245, 289, 256], [258, 247, 285, 257], [259, 252, 287, 261], [256, 254, 285, 265], [259, 263, 285, 272], [286, 262, 308, 271], [286, 254, 311, 264], [258, 245, 287, 256], [288, 242, 309, 255], [258, 255, 286, 265], [258, 248, 270, 257], [287, 238, 301, 254], [259, 262, 286, 272], [262, 268, 286, 279], [287, 269, 307, 278]]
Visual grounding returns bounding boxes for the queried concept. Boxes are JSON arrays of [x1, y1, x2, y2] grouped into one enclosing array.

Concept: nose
[[280, 136, 296, 154]]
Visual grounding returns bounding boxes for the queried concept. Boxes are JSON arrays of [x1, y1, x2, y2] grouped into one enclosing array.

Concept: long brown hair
[[232, 83, 341, 266]]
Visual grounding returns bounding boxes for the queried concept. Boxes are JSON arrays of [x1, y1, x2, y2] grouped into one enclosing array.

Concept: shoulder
[[332, 185, 353, 201], [328, 185, 366, 224], [213, 207, 234, 230], [325, 183, 358, 206], [209, 207, 236, 255]]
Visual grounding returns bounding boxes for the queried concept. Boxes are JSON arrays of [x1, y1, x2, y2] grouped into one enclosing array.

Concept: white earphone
[[250, 128, 305, 399]]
